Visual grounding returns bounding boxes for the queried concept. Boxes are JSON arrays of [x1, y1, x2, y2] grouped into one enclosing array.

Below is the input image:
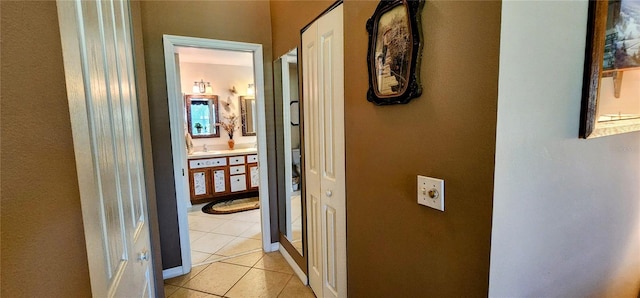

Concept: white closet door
[[303, 4, 345, 298], [303, 18, 323, 296], [57, 0, 155, 297]]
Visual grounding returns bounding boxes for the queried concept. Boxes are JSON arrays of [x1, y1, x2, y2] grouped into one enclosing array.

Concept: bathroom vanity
[[187, 148, 259, 204]]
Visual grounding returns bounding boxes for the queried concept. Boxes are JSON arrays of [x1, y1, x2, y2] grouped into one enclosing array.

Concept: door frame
[[162, 35, 273, 278]]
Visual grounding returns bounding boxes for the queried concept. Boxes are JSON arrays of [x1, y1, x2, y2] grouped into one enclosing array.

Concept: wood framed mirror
[[186, 94, 220, 138], [240, 96, 257, 136]]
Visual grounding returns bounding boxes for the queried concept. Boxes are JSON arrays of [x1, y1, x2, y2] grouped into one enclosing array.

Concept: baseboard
[[267, 242, 280, 252], [162, 266, 184, 280], [279, 246, 308, 285]]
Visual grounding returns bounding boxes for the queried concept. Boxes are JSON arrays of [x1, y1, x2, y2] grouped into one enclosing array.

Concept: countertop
[[187, 147, 258, 159]]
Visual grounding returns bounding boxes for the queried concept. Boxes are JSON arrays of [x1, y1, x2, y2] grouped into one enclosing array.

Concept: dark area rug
[[202, 197, 259, 214]]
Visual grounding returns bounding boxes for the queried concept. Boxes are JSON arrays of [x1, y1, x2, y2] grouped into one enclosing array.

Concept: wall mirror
[[274, 48, 305, 266], [240, 96, 257, 136], [186, 94, 220, 138]]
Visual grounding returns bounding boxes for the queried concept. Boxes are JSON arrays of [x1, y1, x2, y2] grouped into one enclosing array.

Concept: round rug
[[202, 197, 259, 214]]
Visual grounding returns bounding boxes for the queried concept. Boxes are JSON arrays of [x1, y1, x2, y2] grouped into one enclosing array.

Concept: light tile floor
[[187, 205, 263, 265], [165, 205, 315, 297], [164, 251, 315, 297]]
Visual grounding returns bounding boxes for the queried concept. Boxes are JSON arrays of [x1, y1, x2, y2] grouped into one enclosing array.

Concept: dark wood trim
[[580, 0, 604, 138], [279, 233, 307, 274]]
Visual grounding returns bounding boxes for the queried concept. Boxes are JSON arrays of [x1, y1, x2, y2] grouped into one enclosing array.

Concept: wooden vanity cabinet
[[188, 153, 259, 203]]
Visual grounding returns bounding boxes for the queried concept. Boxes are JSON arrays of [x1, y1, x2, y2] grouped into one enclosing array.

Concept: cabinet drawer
[[189, 158, 226, 169], [229, 156, 245, 165], [247, 154, 258, 163], [230, 175, 247, 192], [229, 165, 246, 175]]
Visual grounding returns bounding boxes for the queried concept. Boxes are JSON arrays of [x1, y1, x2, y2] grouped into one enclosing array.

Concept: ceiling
[[176, 46, 253, 67]]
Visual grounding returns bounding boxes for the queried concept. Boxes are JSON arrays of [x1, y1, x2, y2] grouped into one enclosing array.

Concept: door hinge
[[182, 169, 185, 176]]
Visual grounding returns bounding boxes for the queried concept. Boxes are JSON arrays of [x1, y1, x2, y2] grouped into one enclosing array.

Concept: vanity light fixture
[[192, 79, 211, 94], [247, 83, 255, 96]]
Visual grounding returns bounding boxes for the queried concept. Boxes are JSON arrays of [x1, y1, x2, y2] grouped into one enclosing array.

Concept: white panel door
[[303, 4, 345, 298], [303, 18, 322, 296], [57, 0, 155, 297]]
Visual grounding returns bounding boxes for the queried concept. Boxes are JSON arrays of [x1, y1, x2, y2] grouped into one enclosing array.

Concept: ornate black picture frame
[[366, 0, 424, 105], [580, 0, 640, 138]]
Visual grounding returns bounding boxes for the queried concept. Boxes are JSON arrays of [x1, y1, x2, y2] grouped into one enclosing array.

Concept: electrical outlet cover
[[417, 175, 444, 211]]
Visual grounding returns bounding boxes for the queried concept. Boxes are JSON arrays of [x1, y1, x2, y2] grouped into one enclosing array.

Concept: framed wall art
[[580, 0, 640, 138], [366, 0, 424, 105]]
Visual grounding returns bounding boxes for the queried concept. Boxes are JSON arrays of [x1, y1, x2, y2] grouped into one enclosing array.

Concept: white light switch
[[417, 175, 444, 211]]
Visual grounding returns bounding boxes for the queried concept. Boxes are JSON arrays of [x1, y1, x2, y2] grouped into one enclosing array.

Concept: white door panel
[[303, 20, 323, 296], [57, 0, 155, 296], [303, 4, 345, 298]]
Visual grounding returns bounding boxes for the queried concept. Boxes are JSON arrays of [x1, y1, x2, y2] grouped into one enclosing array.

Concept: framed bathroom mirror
[[240, 96, 257, 136], [186, 94, 220, 138]]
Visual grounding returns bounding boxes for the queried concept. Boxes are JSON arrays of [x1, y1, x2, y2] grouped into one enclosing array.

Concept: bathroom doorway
[[162, 35, 273, 278]]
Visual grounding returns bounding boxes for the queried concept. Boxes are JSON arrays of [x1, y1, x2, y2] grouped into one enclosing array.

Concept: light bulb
[[247, 83, 255, 95]]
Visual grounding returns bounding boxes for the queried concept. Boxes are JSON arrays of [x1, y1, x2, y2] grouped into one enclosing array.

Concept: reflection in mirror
[[278, 48, 303, 256], [240, 96, 257, 136], [186, 94, 220, 138]]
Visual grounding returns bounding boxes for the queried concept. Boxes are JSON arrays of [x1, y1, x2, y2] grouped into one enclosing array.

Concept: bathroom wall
[[490, 1, 640, 296], [179, 62, 258, 149]]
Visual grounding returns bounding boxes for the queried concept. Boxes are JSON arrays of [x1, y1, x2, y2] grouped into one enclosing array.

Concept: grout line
[[192, 248, 263, 267], [222, 254, 263, 297], [276, 275, 295, 298]]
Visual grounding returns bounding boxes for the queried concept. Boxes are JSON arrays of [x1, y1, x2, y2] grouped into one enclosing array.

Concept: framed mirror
[[274, 48, 306, 270], [186, 94, 220, 138], [240, 96, 257, 136]]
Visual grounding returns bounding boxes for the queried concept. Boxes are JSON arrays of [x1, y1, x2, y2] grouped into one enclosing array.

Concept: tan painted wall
[[344, 1, 500, 295], [273, 0, 501, 296], [0, 1, 92, 296], [137, 1, 275, 269], [270, 0, 334, 59]]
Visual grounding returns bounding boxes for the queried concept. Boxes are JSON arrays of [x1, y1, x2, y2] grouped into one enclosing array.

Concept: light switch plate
[[417, 175, 444, 211]]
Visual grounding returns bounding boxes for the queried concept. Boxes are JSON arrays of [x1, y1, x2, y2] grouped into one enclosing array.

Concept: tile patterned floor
[[165, 205, 315, 297], [187, 206, 262, 265], [164, 251, 315, 298]]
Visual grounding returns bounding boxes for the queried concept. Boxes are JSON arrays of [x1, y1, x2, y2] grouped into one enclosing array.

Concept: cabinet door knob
[[326, 190, 333, 197]]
